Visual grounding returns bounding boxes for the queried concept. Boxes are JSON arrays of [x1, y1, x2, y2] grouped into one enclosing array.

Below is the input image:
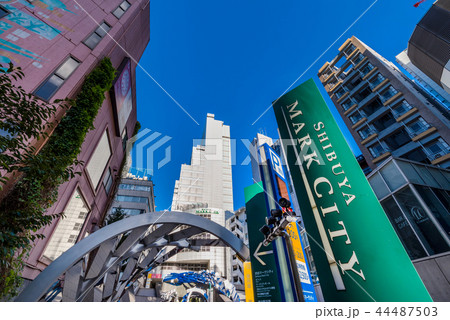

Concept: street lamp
[[259, 198, 305, 302]]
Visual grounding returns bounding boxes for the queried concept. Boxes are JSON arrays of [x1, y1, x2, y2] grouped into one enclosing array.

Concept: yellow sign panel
[[243, 261, 255, 302], [286, 222, 311, 285], [286, 222, 305, 262]]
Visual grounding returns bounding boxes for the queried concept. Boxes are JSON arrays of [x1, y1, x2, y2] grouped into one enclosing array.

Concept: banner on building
[[111, 58, 133, 136], [272, 79, 431, 301]]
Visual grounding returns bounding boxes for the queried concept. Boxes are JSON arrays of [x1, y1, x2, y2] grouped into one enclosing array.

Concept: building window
[[119, 183, 151, 192], [0, 5, 9, 18], [368, 73, 385, 88], [379, 86, 398, 103], [349, 112, 364, 124], [343, 44, 356, 56], [67, 234, 78, 243], [424, 138, 450, 160], [86, 130, 112, 190], [352, 53, 365, 65], [334, 87, 346, 99], [112, 207, 145, 216], [121, 129, 128, 151], [103, 168, 113, 194], [116, 195, 149, 204], [113, 1, 131, 19], [343, 76, 362, 92], [34, 57, 80, 101], [359, 62, 374, 76], [352, 86, 372, 103], [372, 112, 395, 132], [380, 197, 428, 260], [341, 100, 354, 111], [383, 129, 411, 150], [394, 186, 450, 255], [358, 125, 375, 140], [415, 185, 450, 236], [361, 98, 383, 116], [368, 142, 389, 158], [73, 223, 82, 231], [84, 22, 111, 49], [406, 117, 430, 137], [391, 100, 412, 118]]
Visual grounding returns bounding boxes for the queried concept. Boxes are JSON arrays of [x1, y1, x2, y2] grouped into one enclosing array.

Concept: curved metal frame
[[16, 212, 249, 302]]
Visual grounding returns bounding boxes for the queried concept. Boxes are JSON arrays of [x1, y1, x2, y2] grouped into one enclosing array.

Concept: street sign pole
[[282, 231, 305, 302]]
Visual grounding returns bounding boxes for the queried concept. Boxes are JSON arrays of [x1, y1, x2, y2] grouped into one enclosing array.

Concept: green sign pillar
[[272, 79, 432, 302], [244, 182, 283, 302]]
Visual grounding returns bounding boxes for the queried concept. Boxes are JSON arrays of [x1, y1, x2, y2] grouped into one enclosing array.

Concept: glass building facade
[[368, 157, 450, 260]]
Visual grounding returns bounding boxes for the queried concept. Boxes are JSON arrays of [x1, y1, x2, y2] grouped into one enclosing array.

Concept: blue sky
[[134, 0, 432, 212]]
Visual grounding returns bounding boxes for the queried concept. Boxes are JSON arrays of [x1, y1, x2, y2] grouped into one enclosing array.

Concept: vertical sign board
[[243, 262, 255, 302], [285, 222, 317, 302], [272, 79, 432, 301], [244, 182, 283, 302], [261, 144, 317, 302]]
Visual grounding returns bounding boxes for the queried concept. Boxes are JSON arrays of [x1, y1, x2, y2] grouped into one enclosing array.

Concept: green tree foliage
[[0, 58, 116, 299], [106, 207, 127, 225], [0, 63, 61, 187]]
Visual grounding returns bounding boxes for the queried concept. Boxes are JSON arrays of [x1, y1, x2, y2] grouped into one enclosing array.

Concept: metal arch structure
[[16, 212, 250, 302]]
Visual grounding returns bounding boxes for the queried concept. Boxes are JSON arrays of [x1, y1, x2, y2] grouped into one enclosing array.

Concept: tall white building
[[158, 114, 233, 291], [172, 113, 233, 211]]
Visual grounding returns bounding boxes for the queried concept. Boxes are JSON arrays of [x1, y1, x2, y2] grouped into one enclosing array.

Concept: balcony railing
[[335, 88, 347, 99], [405, 121, 431, 138], [423, 140, 450, 161], [352, 53, 364, 65], [370, 145, 391, 158], [359, 127, 377, 140], [427, 150, 448, 161], [368, 74, 385, 89], [392, 101, 413, 119], [360, 63, 374, 76], [350, 114, 363, 124], [343, 44, 356, 57], [380, 87, 398, 103], [342, 100, 355, 111]]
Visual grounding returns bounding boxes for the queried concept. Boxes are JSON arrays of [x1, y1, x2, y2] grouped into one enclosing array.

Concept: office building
[[108, 172, 155, 218], [318, 36, 450, 171], [0, 0, 150, 281], [159, 114, 233, 290], [406, 0, 450, 95], [367, 157, 450, 301], [172, 114, 233, 212], [226, 207, 248, 289]]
